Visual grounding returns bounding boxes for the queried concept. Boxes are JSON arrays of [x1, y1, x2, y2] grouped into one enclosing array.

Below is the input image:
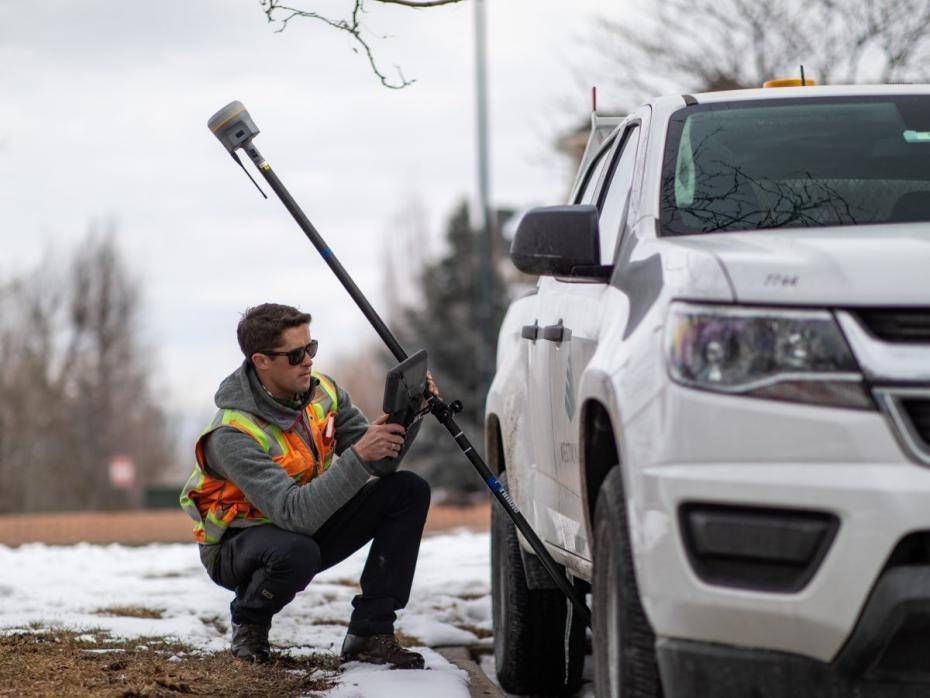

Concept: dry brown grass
[[308, 618, 349, 627], [394, 631, 423, 648], [0, 502, 489, 547], [453, 592, 486, 601], [94, 606, 165, 620], [325, 578, 362, 591], [0, 630, 338, 697], [454, 624, 493, 640]]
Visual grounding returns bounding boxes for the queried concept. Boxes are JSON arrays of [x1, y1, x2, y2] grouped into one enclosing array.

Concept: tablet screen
[[383, 349, 428, 420]]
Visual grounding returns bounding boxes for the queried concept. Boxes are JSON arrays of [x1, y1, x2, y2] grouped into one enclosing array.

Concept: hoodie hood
[[214, 361, 316, 431]]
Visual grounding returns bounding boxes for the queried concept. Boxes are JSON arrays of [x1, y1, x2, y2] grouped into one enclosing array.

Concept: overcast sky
[[0, 0, 626, 429]]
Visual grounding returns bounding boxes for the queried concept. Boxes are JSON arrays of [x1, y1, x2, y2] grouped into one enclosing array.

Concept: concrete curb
[[437, 647, 502, 697]]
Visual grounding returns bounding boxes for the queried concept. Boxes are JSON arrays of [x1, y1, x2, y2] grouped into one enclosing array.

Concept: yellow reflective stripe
[[221, 409, 271, 453], [180, 466, 204, 497], [201, 510, 229, 544], [203, 409, 226, 436], [179, 496, 200, 518], [313, 373, 339, 411], [230, 516, 273, 527], [268, 426, 289, 455], [311, 374, 338, 471], [194, 505, 274, 545], [179, 467, 205, 521]]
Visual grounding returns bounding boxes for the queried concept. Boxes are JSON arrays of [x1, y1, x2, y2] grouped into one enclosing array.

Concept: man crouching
[[180, 303, 434, 668]]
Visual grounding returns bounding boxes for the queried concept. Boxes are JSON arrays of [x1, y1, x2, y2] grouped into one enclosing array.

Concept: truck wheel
[[592, 467, 663, 697], [491, 472, 585, 696]]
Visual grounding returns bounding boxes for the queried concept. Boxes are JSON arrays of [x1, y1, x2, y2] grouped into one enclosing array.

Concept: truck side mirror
[[510, 205, 611, 279]]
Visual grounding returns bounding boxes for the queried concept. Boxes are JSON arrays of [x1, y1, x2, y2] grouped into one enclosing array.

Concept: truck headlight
[[665, 302, 872, 409]]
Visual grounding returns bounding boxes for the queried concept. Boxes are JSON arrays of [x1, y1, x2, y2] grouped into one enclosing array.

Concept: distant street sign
[[109, 455, 135, 490]]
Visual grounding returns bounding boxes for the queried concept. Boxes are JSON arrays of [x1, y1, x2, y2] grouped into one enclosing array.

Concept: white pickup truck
[[485, 84, 930, 697]]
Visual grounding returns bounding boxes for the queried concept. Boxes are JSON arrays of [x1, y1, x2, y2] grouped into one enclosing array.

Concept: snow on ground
[[0, 529, 492, 697]]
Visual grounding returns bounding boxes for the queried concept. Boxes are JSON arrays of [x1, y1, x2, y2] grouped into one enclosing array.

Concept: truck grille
[[903, 399, 930, 448], [856, 308, 930, 343], [874, 390, 930, 466]]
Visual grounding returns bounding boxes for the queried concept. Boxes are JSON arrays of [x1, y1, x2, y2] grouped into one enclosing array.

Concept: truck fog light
[[680, 503, 839, 592], [665, 302, 872, 409]]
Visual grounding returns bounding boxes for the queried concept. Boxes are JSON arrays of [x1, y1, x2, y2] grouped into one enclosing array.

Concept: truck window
[[598, 126, 641, 262], [660, 95, 930, 235], [577, 144, 611, 206]]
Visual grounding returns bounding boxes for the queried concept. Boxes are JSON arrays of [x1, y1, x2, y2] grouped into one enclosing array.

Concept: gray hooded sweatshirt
[[197, 361, 419, 572]]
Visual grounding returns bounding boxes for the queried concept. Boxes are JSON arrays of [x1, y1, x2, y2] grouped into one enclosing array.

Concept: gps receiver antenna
[[207, 101, 267, 199], [206, 99, 593, 629]]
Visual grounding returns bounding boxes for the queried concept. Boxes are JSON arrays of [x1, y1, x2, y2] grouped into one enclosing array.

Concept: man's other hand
[[353, 414, 406, 461], [421, 370, 440, 409]]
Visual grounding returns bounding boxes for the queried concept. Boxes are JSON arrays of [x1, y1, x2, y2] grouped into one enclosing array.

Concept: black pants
[[209, 471, 431, 636]]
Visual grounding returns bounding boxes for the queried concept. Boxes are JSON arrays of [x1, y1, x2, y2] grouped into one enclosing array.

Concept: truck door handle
[[521, 321, 539, 341], [541, 320, 570, 343]]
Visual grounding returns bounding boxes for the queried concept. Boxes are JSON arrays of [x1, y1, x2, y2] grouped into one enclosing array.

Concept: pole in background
[[474, 0, 495, 397]]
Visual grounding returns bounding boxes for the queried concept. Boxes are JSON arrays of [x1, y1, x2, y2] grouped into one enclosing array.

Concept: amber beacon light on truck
[[763, 75, 818, 88]]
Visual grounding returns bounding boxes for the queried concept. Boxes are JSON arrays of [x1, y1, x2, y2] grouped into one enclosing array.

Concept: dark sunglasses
[[260, 339, 318, 366]]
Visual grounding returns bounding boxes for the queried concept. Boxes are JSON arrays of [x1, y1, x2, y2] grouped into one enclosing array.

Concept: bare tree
[[259, 0, 466, 88], [327, 197, 433, 424], [326, 341, 392, 421], [593, 0, 930, 109], [0, 273, 62, 511], [0, 227, 174, 513], [381, 195, 432, 322]]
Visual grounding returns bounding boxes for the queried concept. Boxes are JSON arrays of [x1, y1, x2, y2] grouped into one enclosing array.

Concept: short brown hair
[[237, 303, 312, 362]]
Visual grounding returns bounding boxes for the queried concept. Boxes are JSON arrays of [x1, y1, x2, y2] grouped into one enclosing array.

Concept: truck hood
[[684, 223, 930, 306]]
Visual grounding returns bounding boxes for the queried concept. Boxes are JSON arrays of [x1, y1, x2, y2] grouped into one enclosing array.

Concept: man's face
[[252, 324, 315, 398]]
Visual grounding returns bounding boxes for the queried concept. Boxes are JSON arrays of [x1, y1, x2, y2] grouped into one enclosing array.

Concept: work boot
[[230, 621, 271, 663], [340, 633, 425, 670]]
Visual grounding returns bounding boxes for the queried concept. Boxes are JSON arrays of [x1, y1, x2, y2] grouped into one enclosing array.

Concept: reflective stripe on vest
[[179, 371, 340, 545]]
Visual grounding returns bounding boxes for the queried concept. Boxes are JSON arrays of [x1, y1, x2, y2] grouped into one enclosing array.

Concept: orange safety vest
[[179, 372, 340, 545]]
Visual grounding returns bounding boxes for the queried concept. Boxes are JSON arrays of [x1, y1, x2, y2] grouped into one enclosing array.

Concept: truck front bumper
[[659, 560, 930, 696]]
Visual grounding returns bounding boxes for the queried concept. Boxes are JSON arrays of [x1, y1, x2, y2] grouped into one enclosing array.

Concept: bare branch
[[587, 0, 930, 110], [259, 0, 464, 88], [0, 228, 173, 513], [375, 0, 463, 6]]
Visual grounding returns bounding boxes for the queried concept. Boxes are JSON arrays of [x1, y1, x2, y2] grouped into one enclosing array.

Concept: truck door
[[516, 138, 612, 550], [519, 290, 560, 540], [536, 122, 643, 561]]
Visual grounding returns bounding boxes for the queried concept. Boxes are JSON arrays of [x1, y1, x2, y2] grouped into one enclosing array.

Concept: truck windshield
[[660, 95, 930, 236]]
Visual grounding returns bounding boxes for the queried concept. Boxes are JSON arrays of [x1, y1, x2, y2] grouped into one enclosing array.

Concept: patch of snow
[[332, 648, 468, 698], [0, 530, 492, 697], [397, 615, 477, 647]]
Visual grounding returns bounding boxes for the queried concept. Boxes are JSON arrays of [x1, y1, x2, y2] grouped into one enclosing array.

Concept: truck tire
[[491, 472, 585, 696], [592, 467, 663, 697]]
